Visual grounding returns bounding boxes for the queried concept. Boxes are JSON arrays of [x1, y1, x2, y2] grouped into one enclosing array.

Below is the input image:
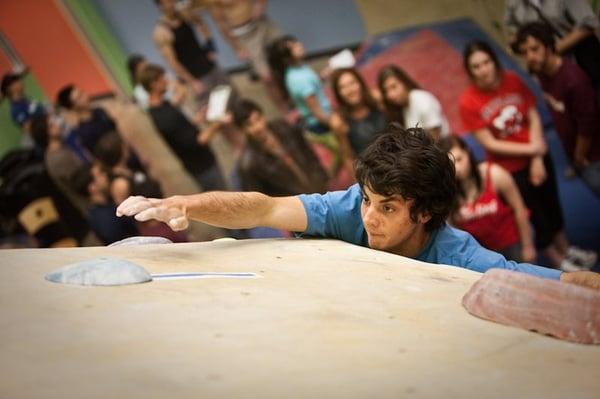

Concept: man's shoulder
[[558, 59, 593, 86], [153, 22, 173, 44]]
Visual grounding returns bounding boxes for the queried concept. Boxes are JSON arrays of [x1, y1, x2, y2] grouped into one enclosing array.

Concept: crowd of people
[[1, 0, 599, 274]]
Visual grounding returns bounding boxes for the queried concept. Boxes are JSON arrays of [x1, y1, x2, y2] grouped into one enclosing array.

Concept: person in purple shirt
[[116, 124, 600, 289], [516, 22, 600, 198]]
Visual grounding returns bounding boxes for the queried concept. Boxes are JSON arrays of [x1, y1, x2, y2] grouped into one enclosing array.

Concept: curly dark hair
[[515, 22, 556, 53], [355, 124, 456, 232]]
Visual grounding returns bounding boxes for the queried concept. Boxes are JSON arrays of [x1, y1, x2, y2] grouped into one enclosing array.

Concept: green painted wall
[[63, 0, 132, 94]]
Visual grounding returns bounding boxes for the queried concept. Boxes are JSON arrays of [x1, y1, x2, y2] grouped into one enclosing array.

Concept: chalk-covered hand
[[116, 196, 189, 231]]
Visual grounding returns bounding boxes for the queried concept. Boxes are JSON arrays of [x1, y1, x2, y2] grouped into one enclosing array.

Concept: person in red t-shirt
[[440, 135, 535, 263], [515, 22, 600, 199], [459, 40, 594, 272]]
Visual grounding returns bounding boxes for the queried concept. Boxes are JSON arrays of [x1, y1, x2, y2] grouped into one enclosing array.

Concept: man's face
[[89, 164, 110, 197], [7, 78, 25, 99], [152, 74, 168, 96], [519, 36, 550, 74], [243, 110, 268, 141], [70, 87, 90, 110], [360, 185, 429, 255]]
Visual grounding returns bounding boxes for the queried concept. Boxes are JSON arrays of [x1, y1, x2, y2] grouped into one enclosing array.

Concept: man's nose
[[363, 206, 379, 228]]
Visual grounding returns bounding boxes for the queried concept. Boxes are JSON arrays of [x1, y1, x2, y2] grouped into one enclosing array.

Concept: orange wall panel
[[0, 0, 112, 101]]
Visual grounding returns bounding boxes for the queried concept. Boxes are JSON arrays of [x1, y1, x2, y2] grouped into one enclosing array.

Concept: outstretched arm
[[116, 191, 308, 232]]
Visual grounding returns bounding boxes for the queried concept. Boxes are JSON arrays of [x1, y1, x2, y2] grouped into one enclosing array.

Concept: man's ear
[[418, 213, 432, 225]]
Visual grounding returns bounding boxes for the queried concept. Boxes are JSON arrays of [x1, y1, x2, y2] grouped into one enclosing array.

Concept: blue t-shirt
[[298, 184, 561, 280], [285, 65, 332, 129], [10, 99, 45, 126]]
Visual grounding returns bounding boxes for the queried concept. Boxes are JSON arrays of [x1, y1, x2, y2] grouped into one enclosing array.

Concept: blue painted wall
[[93, 0, 365, 70]]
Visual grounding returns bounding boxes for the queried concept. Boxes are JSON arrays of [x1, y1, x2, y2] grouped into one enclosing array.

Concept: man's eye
[[362, 197, 370, 204], [383, 205, 394, 213]]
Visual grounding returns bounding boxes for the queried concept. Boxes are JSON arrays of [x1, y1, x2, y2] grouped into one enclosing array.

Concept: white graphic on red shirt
[[492, 105, 523, 138], [458, 199, 498, 221]]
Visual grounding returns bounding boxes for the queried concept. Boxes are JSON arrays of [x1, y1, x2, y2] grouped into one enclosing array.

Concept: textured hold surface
[[45, 257, 152, 286], [108, 236, 173, 246], [462, 269, 600, 344]]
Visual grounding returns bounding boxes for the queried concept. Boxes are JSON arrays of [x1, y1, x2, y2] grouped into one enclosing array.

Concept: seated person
[[330, 67, 386, 173], [29, 114, 88, 216], [440, 135, 536, 263], [378, 65, 449, 141], [1, 70, 46, 142], [56, 84, 116, 161], [515, 22, 600, 198], [117, 124, 600, 289], [231, 99, 328, 196], [93, 131, 162, 204], [72, 163, 139, 245]]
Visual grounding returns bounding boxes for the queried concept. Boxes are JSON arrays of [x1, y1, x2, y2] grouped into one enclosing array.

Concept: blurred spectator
[[141, 63, 226, 191], [459, 40, 596, 271], [515, 22, 600, 198], [504, 0, 600, 99], [127, 54, 186, 110], [232, 98, 328, 195], [127, 54, 151, 108], [55, 84, 116, 159], [1, 70, 46, 145], [330, 68, 385, 174], [72, 163, 139, 245], [30, 113, 88, 215], [440, 135, 535, 263], [377, 64, 449, 141], [267, 35, 343, 182], [153, 0, 230, 106], [208, 0, 286, 109], [93, 131, 163, 204]]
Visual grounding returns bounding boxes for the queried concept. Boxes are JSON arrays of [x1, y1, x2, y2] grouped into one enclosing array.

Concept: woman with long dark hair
[[459, 40, 596, 271], [267, 35, 333, 136], [377, 64, 449, 140], [330, 68, 385, 173], [440, 135, 534, 262]]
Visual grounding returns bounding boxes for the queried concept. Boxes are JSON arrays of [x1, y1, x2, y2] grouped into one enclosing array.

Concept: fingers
[[169, 216, 189, 231], [116, 196, 155, 217], [134, 207, 164, 223]]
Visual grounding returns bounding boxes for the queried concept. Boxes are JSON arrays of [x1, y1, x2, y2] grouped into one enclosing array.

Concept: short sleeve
[[287, 68, 318, 99], [413, 91, 444, 129], [459, 90, 487, 132], [297, 184, 365, 245], [511, 72, 536, 109]]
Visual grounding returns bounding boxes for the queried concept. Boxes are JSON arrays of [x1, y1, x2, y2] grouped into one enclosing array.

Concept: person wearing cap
[[1, 70, 46, 135]]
